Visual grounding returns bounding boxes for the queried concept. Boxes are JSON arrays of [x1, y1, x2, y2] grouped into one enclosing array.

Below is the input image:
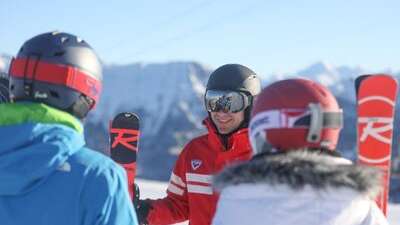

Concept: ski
[[355, 74, 397, 216], [109, 112, 141, 202]]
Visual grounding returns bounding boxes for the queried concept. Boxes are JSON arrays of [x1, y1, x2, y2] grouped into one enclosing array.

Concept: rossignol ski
[[355, 74, 398, 216], [109, 112, 140, 202]]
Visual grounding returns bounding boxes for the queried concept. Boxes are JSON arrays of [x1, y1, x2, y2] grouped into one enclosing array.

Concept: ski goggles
[[205, 90, 250, 113], [249, 103, 343, 154]]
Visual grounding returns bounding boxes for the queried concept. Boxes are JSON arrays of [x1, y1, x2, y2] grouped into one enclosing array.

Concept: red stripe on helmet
[[9, 58, 101, 107]]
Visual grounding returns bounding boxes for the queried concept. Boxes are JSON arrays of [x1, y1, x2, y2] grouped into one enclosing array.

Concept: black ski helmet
[[206, 64, 261, 96], [9, 31, 102, 119], [205, 64, 261, 126]]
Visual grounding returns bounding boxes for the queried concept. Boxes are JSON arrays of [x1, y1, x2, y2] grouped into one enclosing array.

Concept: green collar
[[0, 103, 83, 133]]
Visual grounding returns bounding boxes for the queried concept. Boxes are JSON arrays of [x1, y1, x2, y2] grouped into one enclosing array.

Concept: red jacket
[[147, 118, 252, 225]]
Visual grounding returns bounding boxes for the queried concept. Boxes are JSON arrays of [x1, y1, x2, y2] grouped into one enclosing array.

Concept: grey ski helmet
[[9, 31, 102, 119], [206, 64, 261, 96]]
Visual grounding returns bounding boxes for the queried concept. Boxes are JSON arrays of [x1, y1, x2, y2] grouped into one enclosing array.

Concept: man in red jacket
[[136, 64, 261, 225]]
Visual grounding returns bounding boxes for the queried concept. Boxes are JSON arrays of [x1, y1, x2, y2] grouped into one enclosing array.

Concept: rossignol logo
[[191, 159, 202, 170], [110, 128, 139, 151], [358, 95, 394, 164]]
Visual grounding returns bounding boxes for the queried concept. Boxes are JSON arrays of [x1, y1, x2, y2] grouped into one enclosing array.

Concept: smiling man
[[136, 64, 261, 225]]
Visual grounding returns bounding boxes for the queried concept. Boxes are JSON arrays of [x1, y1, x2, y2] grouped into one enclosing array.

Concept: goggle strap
[[249, 106, 343, 151], [307, 103, 324, 143], [22, 55, 40, 97], [243, 93, 251, 110], [322, 112, 343, 128], [9, 57, 101, 105]]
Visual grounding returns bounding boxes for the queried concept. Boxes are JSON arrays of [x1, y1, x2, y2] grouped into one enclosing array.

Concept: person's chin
[[217, 128, 231, 134]]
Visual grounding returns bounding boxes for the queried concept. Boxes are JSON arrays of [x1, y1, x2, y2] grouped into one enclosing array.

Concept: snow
[[0, 54, 12, 73], [178, 100, 203, 129], [137, 178, 400, 225], [388, 204, 400, 224], [136, 179, 188, 225], [265, 61, 365, 98], [188, 71, 206, 100], [0, 59, 5, 72]]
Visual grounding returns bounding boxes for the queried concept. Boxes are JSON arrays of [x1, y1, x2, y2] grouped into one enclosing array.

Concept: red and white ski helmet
[[249, 78, 343, 155]]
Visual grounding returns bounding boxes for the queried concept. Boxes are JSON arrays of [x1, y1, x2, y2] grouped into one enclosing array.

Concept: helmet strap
[[67, 95, 93, 119], [22, 54, 41, 98]]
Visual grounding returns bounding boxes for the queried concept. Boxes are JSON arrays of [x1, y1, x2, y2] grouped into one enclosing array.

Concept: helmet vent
[[53, 51, 65, 57], [61, 37, 69, 43], [50, 90, 60, 99], [310, 134, 318, 142]]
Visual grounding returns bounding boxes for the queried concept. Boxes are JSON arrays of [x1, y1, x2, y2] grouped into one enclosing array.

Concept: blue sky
[[1, 0, 399, 78]]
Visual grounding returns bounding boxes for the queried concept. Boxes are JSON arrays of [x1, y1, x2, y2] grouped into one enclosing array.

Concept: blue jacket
[[0, 103, 138, 225]]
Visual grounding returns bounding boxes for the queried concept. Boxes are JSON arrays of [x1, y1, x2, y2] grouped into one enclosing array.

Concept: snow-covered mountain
[[268, 61, 398, 103], [268, 61, 364, 98], [0, 54, 11, 74], [85, 61, 211, 179]]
